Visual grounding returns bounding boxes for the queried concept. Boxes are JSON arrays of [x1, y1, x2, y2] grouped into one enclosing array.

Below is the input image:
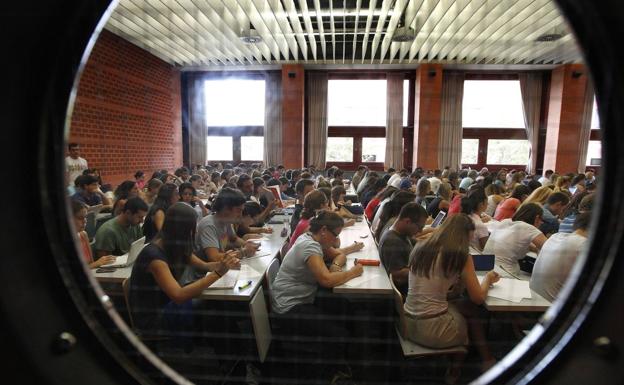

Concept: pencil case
[[354, 259, 380, 266]]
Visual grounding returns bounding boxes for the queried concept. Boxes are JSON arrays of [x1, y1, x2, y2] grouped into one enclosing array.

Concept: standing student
[[405, 214, 500, 374], [65, 142, 88, 189], [128, 203, 240, 337], [94, 197, 148, 258], [484, 203, 548, 274], [71, 200, 115, 269], [530, 212, 591, 302], [379, 203, 427, 295], [142, 183, 179, 242]]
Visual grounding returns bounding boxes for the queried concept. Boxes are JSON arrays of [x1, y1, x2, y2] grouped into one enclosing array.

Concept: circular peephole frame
[[0, 0, 623, 384]]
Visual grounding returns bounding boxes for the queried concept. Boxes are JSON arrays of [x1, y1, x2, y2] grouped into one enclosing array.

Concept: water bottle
[[280, 216, 289, 237]]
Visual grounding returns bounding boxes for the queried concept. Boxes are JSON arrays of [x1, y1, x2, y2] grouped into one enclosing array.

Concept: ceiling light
[[535, 33, 564, 42], [239, 24, 262, 44]]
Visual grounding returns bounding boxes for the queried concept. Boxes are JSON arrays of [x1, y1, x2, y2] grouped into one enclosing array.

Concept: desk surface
[[478, 266, 551, 312], [333, 219, 393, 295]]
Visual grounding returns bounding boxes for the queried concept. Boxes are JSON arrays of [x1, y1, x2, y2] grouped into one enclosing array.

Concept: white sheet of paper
[[244, 252, 272, 260], [343, 272, 382, 287], [239, 264, 263, 280], [205, 269, 240, 289], [485, 278, 532, 303]]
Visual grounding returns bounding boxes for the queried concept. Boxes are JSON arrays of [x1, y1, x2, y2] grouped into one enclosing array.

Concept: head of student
[[189, 174, 202, 189], [409, 213, 476, 279], [154, 183, 179, 209], [77, 175, 99, 194], [242, 201, 263, 227], [159, 202, 198, 278], [308, 210, 345, 249], [510, 184, 531, 202], [301, 189, 329, 219], [394, 203, 428, 236], [573, 211, 592, 235], [236, 174, 253, 195], [461, 187, 487, 215], [68, 142, 80, 159], [295, 178, 315, 200], [178, 182, 197, 206], [212, 187, 247, 223], [546, 191, 571, 216], [71, 200, 88, 232], [512, 202, 544, 228], [331, 185, 347, 206], [120, 197, 149, 226], [114, 180, 139, 200], [134, 170, 145, 182], [146, 178, 163, 196]]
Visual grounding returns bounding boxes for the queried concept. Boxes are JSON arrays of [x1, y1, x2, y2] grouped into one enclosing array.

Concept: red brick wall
[[281, 64, 305, 169], [413, 64, 443, 170], [68, 29, 182, 187]]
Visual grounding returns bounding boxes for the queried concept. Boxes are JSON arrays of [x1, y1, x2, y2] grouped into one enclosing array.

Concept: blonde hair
[[520, 185, 553, 208]]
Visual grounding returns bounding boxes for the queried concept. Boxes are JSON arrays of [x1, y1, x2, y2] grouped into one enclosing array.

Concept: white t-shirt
[[388, 173, 401, 189], [371, 197, 391, 233], [428, 177, 442, 195], [482, 219, 543, 274], [65, 156, 88, 187], [538, 176, 552, 187], [530, 232, 587, 302], [469, 213, 490, 251]]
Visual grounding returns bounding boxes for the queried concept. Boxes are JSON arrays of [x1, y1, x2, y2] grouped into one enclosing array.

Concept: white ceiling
[[104, 0, 582, 67]]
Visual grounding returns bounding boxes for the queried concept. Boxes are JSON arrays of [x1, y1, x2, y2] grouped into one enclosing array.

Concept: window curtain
[[263, 72, 282, 167], [519, 73, 543, 174], [307, 73, 328, 170], [577, 80, 595, 173], [438, 72, 464, 171], [186, 73, 207, 167], [385, 74, 404, 170]]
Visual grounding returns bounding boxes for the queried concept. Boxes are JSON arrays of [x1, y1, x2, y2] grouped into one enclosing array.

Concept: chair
[[264, 258, 280, 313], [279, 240, 290, 262], [389, 274, 467, 358], [121, 278, 135, 329], [85, 211, 97, 240]]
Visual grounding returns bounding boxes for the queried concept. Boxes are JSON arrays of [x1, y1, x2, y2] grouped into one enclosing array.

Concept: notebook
[[205, 269, 240, 289], [107, 236, 145, 268]]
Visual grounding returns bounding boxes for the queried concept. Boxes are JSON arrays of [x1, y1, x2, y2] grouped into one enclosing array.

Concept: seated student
[[179, 182, 209, 219], [134, 171, 146, 190], [484, 183, 505, 217], [361, 178, 387, 213], [559, 193, 594, 233], [351, 165, 367, 191], [290, 179, 315, 234], [568, 173, 586, 195], [405, 214, 500, 374], [94, 197, 148, 258], [278, 177, 296, 201], [71, 175, 104, 206], [483, 203, 548, 274], [112, 180, 140, 217], [373, 191, 417, 240], [251, 177, 278, 222], [286, 169, 301, 197], [458, 170, 478, 192], [188, 174, 207, 198], [426, 182, 452, 218], [235, 201, 273, 240], [270, 211, 364, 375], [330, 186, 359, 219], [289, 190, 329, 249], [128, 202, 240, 337], [142, 183, 179, 242], [493, 184, 531, 221], [540, 192, 570, 236], [71, 200, 116, 269], [520, 185, 553, 208], [530, 212, 590, 302], [379, 203, 427, 295], [414, 177, 431, 207], [460, 188, 491, 251], [364, 184, 394, 221], [318, 187, 355, 228], [190, 187, 259, 270], [143, 178, 163, 206]]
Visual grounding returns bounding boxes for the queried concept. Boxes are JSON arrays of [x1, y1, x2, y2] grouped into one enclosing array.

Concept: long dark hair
[[374, 191, 416, 239], [461, 187, 487, 215], [309, 210, 344, 233], [512, 203, 543, 225], [409, 214, 475, 279], [152, 183, 179, 212], [157, 203, 197, 279]]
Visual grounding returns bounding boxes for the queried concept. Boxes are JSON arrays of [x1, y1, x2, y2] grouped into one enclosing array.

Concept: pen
[[238, 280, 253, 290], [498, 264, 521, 280]]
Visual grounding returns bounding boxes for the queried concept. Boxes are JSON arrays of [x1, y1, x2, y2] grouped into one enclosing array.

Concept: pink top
[[78, 231, 93, 263], [494, 198, 521, 221], [288, 218, 311, 250]]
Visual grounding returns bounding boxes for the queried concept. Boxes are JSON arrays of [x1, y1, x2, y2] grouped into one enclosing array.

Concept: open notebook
[[205, 269, 240, 289]]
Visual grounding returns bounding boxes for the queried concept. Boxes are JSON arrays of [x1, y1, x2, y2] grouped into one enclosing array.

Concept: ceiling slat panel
[[220, 0, 273, 62], [342, 0, 347, 63], [235, 0, 283, 61], [360, 0, 378, 63], [313, 0, 327, 61], [521, 34, 574, 64], [264, 0, 299, 61], [161, 0, 245, 65], [407, 0, 442, 62], [425, 0, 472, 61], [282, 0, 307, 61], [370, 0, 393, 63], [113, 3, 204, 65], [443, 0, 504, 61], [351, 0, 361, 63], [397, 0, 425, 63], [297, 0, 318, 61], [104, 21, 185, 65], [416, 0, 456, 61], [379, 0, 408, 62]]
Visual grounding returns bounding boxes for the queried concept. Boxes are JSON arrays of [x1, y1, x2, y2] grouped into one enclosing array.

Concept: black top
[[142, 206, 165, 242], [426, 197, 447, 218], [290, 203, 304, 235], [360, 190, 376, 210], [129, 243, 172, 332]]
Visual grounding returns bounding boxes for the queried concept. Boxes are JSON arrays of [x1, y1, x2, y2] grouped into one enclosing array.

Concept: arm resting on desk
[[461, 256, 500, 305], [307, 254, 363, 288]]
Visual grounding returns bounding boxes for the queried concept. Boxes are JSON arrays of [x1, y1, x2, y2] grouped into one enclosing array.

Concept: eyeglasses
[[327, 227, 340, 238]]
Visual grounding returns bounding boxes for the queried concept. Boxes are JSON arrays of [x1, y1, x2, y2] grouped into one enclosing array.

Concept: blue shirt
[[72, 191, 102, 206], [540, 205, 560, 235], [558, 213, 576, 233]]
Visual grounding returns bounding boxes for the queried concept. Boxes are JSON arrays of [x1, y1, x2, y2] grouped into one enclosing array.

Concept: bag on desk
[[518, 255, 536, 274]]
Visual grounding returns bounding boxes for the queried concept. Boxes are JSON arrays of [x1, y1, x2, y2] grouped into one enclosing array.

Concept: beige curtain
[[438, 72, 464, 171], [519, 72, 543, 174], [187, 74, 207, 167], [577, 80, 595, 173], [306, 73, 328, 170], [263, 72, 282, 167], [385, 74, 404, 170]]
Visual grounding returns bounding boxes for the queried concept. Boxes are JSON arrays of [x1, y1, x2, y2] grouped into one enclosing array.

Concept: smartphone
[[95, 267, 116, 273], [359, 234, 369, 239]]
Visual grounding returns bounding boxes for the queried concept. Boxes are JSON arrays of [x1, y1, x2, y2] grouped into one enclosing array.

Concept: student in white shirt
[[483, 203, 548, 274], [530, 212, 590, 302], [460, 188, 490, 251], [428, 169, 443, 195], [538, 169, 554, 186], [65, 142, 88, 189]]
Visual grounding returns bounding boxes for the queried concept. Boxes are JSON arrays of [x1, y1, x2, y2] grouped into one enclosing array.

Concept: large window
[[204, 78, 265, 162], [461, 79, 529, 169], [325, 78, 411, 169], [591, 97, 600, 130]]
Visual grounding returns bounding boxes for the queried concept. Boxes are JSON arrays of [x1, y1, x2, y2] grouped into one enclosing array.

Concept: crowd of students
[[65, 139, 596, 383]]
